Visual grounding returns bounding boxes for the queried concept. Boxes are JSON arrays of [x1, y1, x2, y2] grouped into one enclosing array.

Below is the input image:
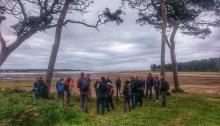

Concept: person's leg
[[80, 95, 83, 109], [124, 98, 127, 112], [101, 96, 105, 114], [84, 95, 88, 112], [139, 91, 143, 106], [146, 88, 148, 99], [128, 97, 131, 112], [131, 93, 136, 108], [162, 91, 167, 107], [96, 97, 100, 114], [109, 96, 115, 110], [150, 88, 152, 99], [156, 90, 159, 101], [136, 92, 139, 106], [106, 96, 110, 112], [116, 87, 119, 97]]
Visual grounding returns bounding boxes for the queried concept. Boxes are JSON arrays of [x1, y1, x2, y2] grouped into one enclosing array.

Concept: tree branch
[[169, 21, 178, 48], [17, 0, 27, 20], [0, 30, 6, 51], [0, 16, 6, 51], [64, 19, 100, 30], [165, 35, 171, 49]]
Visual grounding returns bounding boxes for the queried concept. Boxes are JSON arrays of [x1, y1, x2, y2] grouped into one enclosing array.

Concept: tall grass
[[0, 92, 87, 126]]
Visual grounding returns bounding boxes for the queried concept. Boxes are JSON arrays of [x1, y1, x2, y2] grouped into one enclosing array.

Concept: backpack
[[80, 78, 89, 91], [56, 80, 60, 90], [58, 84, 65, 95], [98, 82, 107, 94], [56, 80, 64, 94]]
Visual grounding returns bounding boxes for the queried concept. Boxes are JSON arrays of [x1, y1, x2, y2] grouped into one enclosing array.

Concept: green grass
[[0, 91, 220, 126], [0, 92, 87, 126]]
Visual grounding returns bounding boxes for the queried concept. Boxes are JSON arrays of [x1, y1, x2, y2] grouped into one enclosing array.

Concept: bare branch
[[64, 19, 100, 30], [17, 0, 27, 20]]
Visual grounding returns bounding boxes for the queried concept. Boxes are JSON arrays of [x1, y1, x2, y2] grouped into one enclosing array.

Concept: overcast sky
[[1, 0, 220, 71]]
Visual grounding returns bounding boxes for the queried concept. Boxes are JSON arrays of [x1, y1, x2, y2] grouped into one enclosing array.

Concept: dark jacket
[[97, 81, 107, 97], [138, 79, 145, 91], [130, 80, 138, 93], [123, 85, 131, 98], [160, 80, 169, 92], [116, 79, 121, 89], [146, 77, 154, 89]]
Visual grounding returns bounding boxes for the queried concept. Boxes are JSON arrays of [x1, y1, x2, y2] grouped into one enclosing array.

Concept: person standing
[[66, 76, 73, 95], [96, 77, 108, 114], [154, 75, 160, 102], [123, 80, 131, 112], [160, 76, 169, 107], [77, 72, 90, 112], [65, 77, 72, 105], [106, 82, 115, 111], [130, 76, 138, 108], [138, 77, 145, 106], [146, 72, 154, 99], [32, 77, 40, 98], [56, 78, 65, 99], [38, 77, 47, 99], [115, 77, 121, 98]]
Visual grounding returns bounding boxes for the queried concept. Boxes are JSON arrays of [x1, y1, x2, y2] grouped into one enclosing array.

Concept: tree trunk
[[160, 0, 167, 76], [0, 50, 10, 67], [169, 25, 180, 91], [46, 0, 71, 93], [170, 46, 180, 90]]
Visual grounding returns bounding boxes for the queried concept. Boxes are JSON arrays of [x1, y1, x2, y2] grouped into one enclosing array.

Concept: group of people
[[32, 72, 170, 114], [32, 77, 48, 99], [94, 76, 115, 114], [55, 76, 73, 106], [122, 73, 170, 112]]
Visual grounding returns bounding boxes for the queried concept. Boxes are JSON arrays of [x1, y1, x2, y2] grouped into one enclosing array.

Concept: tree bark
[[169, 25, 180, 91], [160, 0, 167, 76], [46, 0, 71, 93], [0, 50, 9, 67]]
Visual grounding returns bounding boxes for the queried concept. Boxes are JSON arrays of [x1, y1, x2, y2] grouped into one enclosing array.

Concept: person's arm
[[77, 78, 80, 88], [122, 86, 125, 94], [166, 81, 170, 91], [32, 83, 36, 92], [88, 86, 92, 96]]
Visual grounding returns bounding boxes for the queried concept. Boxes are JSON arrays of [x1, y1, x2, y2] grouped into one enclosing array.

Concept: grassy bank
[[0, 91, 220, 126]]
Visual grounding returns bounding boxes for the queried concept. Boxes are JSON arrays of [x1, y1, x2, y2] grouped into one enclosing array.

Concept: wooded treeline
[[150, 57, 220, 72]]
